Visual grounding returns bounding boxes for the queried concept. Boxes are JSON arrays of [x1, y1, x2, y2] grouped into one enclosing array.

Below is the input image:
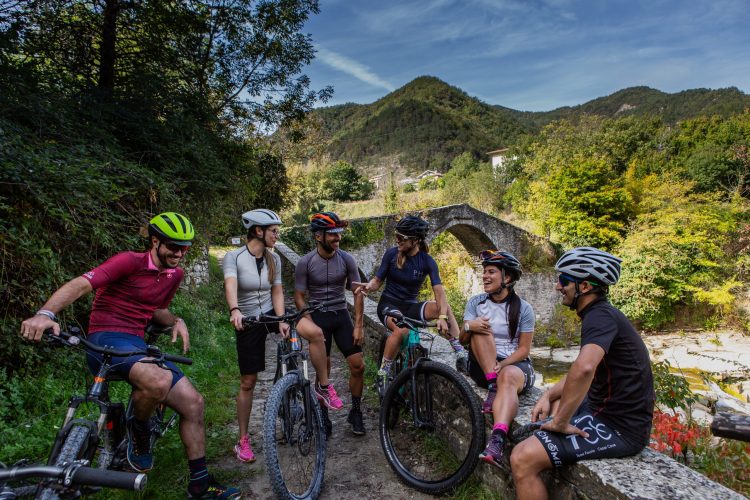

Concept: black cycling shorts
[[310, 309, 362, 358], [467, 350, 535, 394], [236, 310, 279, 375], [376, 299, 428, 327], [533, 402, 645, 467]]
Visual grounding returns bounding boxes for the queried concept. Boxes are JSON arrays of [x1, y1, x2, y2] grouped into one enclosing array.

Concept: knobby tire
[[264, 372, 327, 500], [379, 360, 484, 495], [38, 425, 93, 500]]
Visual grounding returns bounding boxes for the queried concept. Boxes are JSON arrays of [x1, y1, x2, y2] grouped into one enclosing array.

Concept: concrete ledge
[[274, 242, 742, 499]]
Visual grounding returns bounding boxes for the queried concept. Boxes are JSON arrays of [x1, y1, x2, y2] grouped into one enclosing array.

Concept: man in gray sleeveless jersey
[[295, 212, 366, 436]]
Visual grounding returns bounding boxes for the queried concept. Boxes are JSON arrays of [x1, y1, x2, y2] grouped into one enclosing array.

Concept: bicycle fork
[[408, 358, 436, 431]]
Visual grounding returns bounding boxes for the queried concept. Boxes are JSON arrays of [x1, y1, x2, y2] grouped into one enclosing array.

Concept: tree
[[320, 161, 374, 201]]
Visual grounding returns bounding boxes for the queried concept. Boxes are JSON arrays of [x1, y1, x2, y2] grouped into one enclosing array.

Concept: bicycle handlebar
[[382, 307, 436, 329], [242, 298, 347, 326], [45, 329, 192, 365], [0, 463, 147, 491]]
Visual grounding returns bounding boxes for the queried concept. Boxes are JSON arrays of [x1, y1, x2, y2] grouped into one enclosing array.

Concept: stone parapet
[[274, 241, 743, 500]]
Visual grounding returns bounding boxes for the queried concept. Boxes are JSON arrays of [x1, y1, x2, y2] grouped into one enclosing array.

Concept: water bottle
[[290, 330, 301, 352]]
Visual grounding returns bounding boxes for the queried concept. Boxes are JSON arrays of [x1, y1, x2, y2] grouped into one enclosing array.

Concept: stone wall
[[274, 242, 743, 500], [181, 244, 210, 289]]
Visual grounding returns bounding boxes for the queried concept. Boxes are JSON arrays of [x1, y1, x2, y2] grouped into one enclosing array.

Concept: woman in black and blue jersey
[[358, 215, 467, 384]]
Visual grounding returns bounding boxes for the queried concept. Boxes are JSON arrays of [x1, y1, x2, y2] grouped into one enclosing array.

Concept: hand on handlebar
[[230, 309, 244, 331], [436, 318, 448, 335], [20, 315, 59, 342], [279, 321, 290, 339]]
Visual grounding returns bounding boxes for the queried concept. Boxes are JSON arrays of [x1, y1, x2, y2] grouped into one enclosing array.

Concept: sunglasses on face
[[165, 242, 191, 254], [265, 228, 280, 236], [557, 274, 579, 287], [395, 233, 414, 243]]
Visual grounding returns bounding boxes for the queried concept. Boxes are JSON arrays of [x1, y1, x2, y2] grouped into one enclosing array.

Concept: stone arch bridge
[[277, 203, 560, 320]]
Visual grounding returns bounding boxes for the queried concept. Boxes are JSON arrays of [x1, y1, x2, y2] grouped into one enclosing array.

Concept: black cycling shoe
[[347, 409, 365, 436]]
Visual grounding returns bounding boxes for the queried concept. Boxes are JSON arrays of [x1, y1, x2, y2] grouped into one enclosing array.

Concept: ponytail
[[506, 288, 521, 341], [264, 248, 276, 284]]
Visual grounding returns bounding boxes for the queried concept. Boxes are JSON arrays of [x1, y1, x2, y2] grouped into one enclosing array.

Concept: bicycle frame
[[401, 327, 437, 431], [275, 327, 315, 444]]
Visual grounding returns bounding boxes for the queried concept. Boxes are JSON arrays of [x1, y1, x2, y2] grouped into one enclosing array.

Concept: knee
[[510, 441, 541, 478], [306, 327, 325, 345], [184, 390, 205, 417], [349, 359, 365, 377], [240, 378, 257, 393], [145, 376, 172, 402]]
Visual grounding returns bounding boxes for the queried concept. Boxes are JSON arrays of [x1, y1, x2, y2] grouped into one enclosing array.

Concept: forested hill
[[313, 77, 750, 173], [313, 76, 530, 173]]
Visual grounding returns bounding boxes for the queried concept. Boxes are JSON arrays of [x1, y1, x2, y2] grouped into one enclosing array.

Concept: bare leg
[[423, 301, 460, 338], [346, 352, 365, 397], [470, 331, 498, 375], [382, 319, 407, 361], [510, 436, 552, 500], [297, 316, 331, 386], [493, 365, 525, 425], [127, 361, 174, 421], [162, 377, 206, 460], [236, 373, 257, 438]]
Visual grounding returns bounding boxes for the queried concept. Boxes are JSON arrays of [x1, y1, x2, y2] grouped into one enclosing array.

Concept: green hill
[[313, 77, 750, 173], [313, 76, 529, 173]]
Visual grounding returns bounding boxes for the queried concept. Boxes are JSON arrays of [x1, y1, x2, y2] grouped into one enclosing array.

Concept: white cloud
[[315, 46, 395, 92]]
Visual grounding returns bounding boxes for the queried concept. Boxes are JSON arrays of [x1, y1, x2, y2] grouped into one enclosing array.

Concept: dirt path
[[214, 333, 435, 500]]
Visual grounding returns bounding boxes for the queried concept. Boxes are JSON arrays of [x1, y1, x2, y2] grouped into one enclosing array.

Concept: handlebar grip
[[164, 353, 193, 365], [72, 467, 147, 491]]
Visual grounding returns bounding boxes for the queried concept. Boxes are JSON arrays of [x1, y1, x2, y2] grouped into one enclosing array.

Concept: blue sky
[[302, 0, 750, 111]]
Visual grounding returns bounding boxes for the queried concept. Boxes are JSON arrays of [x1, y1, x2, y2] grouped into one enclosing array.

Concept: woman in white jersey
[[223, 209, 290, 463], [460, 250, 535, 468]]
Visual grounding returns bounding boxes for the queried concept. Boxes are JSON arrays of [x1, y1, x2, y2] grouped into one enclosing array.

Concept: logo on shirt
[[412, 270, 425, 279], [84, 271, 95, 280]]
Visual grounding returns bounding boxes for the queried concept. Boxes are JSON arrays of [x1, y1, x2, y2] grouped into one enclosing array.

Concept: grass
[[0, 255, 242, 499]]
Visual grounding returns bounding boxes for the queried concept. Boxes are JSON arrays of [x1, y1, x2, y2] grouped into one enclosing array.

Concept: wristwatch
[[463, 321, 471, 333]]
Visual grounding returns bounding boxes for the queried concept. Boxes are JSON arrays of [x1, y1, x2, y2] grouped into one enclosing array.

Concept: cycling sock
[[448, 338, 465, 352], [351, 396, 362, 412], [485, 372, 497, 383], [492, 423, 509, 436], [187, 457, 209, 494], [380, 357, 393, 372]]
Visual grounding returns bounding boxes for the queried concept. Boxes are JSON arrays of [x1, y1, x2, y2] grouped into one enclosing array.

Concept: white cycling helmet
[[555, 247, 622, 286], [241, 209, 282, 229]]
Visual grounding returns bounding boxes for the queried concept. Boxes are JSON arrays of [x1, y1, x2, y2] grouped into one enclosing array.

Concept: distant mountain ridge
[[311, 76, 750, 174]]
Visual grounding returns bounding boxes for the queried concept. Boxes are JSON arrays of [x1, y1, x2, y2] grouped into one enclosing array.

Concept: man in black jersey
[[510, 247, 654, 500]]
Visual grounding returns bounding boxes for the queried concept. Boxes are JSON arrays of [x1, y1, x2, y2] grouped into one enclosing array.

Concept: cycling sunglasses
[[395, 232, 414, 242], [164, 241, 191, 253], [557, 274, 579, 287]]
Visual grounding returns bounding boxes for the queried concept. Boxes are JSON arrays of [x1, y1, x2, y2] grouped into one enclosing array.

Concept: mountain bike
[[0, 460, 146, 499], [38, 326, 191, 498], [378, 308, 485, 495], [242, 299, 344, 500]]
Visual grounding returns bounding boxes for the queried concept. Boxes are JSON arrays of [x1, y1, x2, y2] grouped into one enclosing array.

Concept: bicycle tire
[[379, 360, 484, 495], [38, 425, 93, 500], [264, 372, 327, 500]]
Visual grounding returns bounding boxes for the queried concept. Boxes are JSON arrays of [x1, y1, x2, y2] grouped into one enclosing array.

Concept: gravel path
[[214, 332, 436, 500]]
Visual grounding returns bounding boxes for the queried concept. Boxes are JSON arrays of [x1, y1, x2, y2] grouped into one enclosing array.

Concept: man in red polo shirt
[[20, 212, 239, 500]]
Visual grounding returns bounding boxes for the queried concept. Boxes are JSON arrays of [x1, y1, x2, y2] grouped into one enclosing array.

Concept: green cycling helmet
[[148, 212, 195, 245]]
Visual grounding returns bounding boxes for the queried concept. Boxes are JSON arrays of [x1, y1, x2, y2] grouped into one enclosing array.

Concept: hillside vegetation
[[310, 76, 750, 173]]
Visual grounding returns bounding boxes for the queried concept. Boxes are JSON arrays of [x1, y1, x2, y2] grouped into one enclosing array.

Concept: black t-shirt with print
[[579, 297, 655, 446]]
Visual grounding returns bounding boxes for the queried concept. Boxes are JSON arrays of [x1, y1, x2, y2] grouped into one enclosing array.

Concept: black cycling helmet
[[310, 211, 348, 233], [148, 212, 194, 246], [480, 250, 523, 278], [395, 215, 429, 239]]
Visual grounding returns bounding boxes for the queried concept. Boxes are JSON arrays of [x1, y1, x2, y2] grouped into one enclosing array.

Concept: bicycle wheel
[[38, 424, 94, 499], [264, 372, 327, 500], [379, 360, 484, 495]]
